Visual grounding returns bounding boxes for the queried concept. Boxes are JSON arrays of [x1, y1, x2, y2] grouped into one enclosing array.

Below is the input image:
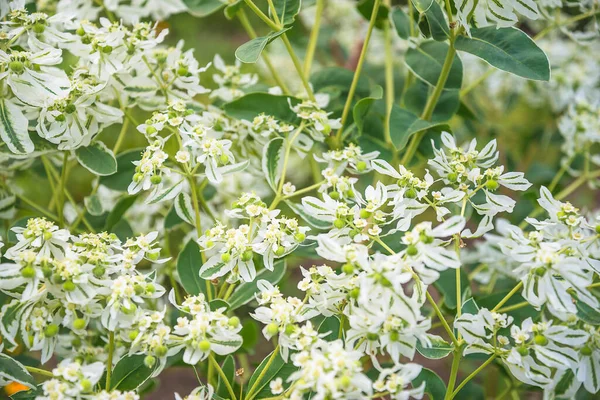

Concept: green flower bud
[[134, 284, 145, 295], [155, 344, 167, 357], [177, 66, 188, 76], [63, 280, 76, 292], [145, 125, 157, 135], [349, 288, 360, 299], [198, 340, 211, 352], [221, 252, 231, 263], [405, 188, 417, 199], [55, 114, 66, 122], [389, 331, 399, 342], [535, 267, 546, 276], [44, 324, 59, 337], [356, 161, 367, 172], [294, 232, 306, 242], [73, 318, 86, 330], [120, 303, 137, 315], [76, 27, 85, 36], [359, 209, 371, 219], [146, 283, 156, 294], [144, 355, 156, 368], [219, 154, 229, 164], [346, 189, 355, 198], [333, 218, 345, 229], [366, 332, 379, 341], [150, 175, 162, 185], [485, 179, 499, 191], [33, 23, 46, 34], [349, 229, 361, 239], [517, 346, 528, 356], [65, 103, 76, 114], [147, 251, 160, 261], [241, 249, 254, 262], [266, 323, 279, 336], [102, 45, 113, 54], [338, 375, 351, 388], [274, 245, 285, 257], [581, 345, 593, 356], [534, 334, 548, 346], [128, 330, 139, 341], [406, 244, 418, 256], [342, 263, 354, 275], [42, 265, 53, 278], [9, 60, 24, 74], [71, 337, 82, 347], [285, 324, 296, 335], [92, 266, 105, 277], [43, 231, 53, 241], [21, 266, 35, 278], [228, 317, 240, 328], [596, 225, 600, 234], [447, 172, 458, 183], [322, 124, 331, 135], [329, 191, 340, 200], [80, 378, 92, 392]]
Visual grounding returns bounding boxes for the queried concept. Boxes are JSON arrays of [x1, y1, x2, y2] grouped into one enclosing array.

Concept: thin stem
[[58, 152, 70, 227], [105, 331, 115, 390], [304, 0, 324, 78], [209, 354, 237, 400], [492, 281, 523, 312], [426, 291, 460, 347], [243, 0, 280, 31], [334, 0, 382, 146], [280, 34, 316, 101], [246, 346, 280, 400], [401, 43, 457, 165], [383, 0, 394, 146], [281, 180, 325, 200], [497, 301, 529, 314], [189, 176, 212, 301], [451, 354, 498, 398], [25, 366, 55, 379], [237, 9, 291, 94], [444, 350, 462, 400], [112, 117, 130, 154]]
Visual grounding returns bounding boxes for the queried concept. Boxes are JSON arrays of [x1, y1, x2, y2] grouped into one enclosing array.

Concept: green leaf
[[228, 260, 286, 310], [576, 300, 600, 325], [318, 316, 341, 341], [111, 219, 133, 241], [404, 80, 460, 122], [109, 354, 156, 391], [413, 368, 446, 400], [224, 1, 243, 19], [216, 356, 236, 399], [455, 26, 550, 81], [391, 7, 411, 39], [357, 0, 390, 29], [462, 297, 480, 314], [84, 194, 104, 216], [416, 335, 453, 359], [405, 41, 463, 89], [412, 0, 434, 13], [424, 0, 450, 41], [262, 137, 285, 191], [75, 142, 117, 176], [177, 239, 208, 297], [247, 351, 293, 398], [210, 299, 230, 311], [285, 200, 331, 230], [99, 148, 143, 191], [353, 86, 383, 134], [0, 99, 33, 155], [0, 354, 36, 389], [388, 105, 447, 150], [224, 93, 301, 123], [235, 28, 292, 63], [270, 0, 302, 26], [240, 319, 259, 351], [174, 192, 195, 226], [183, 0, 225, 17]]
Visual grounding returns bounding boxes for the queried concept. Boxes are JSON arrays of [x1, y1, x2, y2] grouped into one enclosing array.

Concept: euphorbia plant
[[1, 0, 600, 399]]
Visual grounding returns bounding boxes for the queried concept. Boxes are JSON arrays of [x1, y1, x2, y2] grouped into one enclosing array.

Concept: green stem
[[281, 34, 316, 101], [334, 0, 382, 146], [497, 301, 529, 313], [189, 176, 212, 301], [492, 281, 523, 312], [401, 43, 457, 165], [426, 291, 460, 347], [237, 9, 291, 94], [58, 152, 70, 228], [243, 0, 280, 30], [444, 350, 462, 400], [112, 117, 130, 154], [383, 0, 394, 146], [106, 331, 115, 390], [209, 354, 238, 400], [304, 0, 325, 78], [246, 346, 280, 400], [451, 354, 497, 398]]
